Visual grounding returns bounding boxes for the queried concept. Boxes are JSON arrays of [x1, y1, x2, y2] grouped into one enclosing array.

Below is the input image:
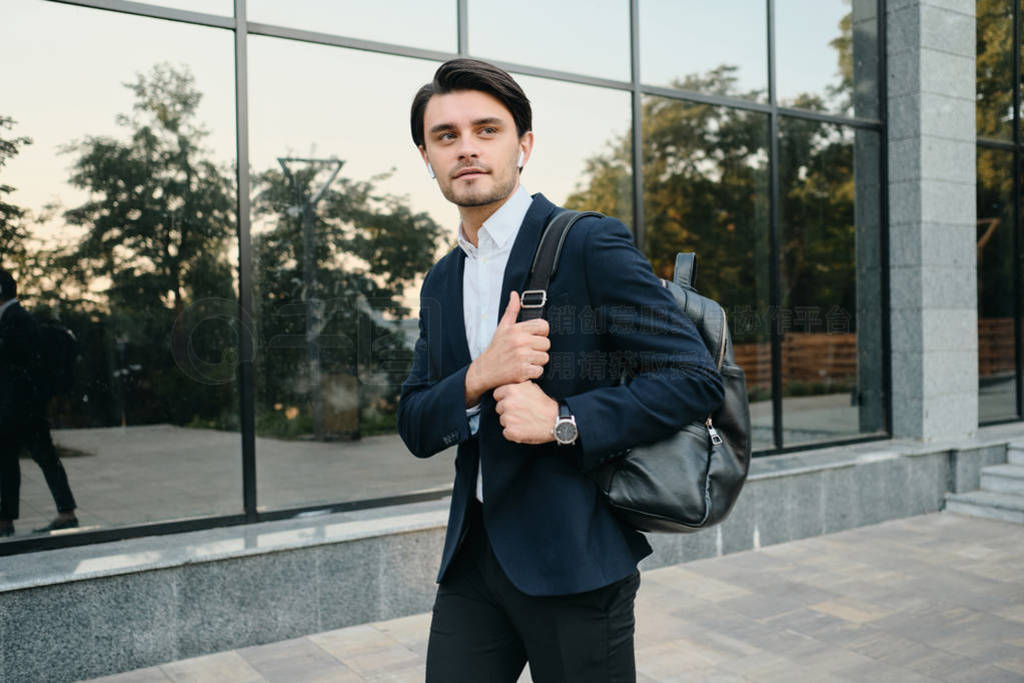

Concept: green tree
[[62, 63, 234, 316], [60, 63, 237, 427], [252, 163, 442, 436], [0, 116, 32, 270]]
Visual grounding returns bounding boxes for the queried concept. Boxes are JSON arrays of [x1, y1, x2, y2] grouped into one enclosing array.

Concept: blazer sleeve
[[563, 216, 725, 472], [396, 270, 474, 458]]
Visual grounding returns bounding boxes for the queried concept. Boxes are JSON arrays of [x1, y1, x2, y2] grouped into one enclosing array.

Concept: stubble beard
[[441, 164, 518, 208]]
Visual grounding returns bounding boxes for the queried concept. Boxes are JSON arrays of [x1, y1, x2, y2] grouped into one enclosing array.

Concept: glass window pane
[[640, 0, 768, 102], [631, 97, 772, 451], [778, 120, 885, 446], [775, 0, 879, 119], [468, 0, 630, 81], [248, 38, 634, 511], [977, 147, 1019, 421], [0, 1, 240, 540], [976, 0, 1014, 139], [247, 0, 456, 53]]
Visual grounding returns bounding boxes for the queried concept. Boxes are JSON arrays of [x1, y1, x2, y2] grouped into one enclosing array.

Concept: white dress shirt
[[459, 185, 534, 502]]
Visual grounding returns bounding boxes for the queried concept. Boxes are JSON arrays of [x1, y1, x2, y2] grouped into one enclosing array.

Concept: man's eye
[[481, 127, 497, 135], [439, 132, 456, 141]]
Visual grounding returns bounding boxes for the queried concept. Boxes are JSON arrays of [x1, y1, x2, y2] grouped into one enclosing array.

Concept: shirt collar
[[0, 298, 17, 320], [458, 185, 533, 258]]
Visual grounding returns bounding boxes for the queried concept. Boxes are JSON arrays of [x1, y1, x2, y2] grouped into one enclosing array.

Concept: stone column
[[887, 0, 978, 440]]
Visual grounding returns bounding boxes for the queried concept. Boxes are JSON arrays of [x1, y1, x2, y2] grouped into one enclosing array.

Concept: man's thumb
[[500, 291, 521, 326]]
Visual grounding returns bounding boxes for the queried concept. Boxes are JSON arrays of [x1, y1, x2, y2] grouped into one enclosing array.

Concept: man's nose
[[456, 135, 479, 160]]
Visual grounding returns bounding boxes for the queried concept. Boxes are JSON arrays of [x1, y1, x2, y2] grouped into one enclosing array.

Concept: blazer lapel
[[499, 193, 559, 314], [446, 248, 473, 370]]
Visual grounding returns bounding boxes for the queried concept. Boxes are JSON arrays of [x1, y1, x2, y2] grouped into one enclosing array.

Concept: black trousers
[[426, 499, 640, 683], [0, 411, 77, 520]]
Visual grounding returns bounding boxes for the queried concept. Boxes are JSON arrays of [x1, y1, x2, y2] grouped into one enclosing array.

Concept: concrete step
[[945, 490, 1024, 524], [981, 464, 1024, 495], [1009, 442, 1024, 466]]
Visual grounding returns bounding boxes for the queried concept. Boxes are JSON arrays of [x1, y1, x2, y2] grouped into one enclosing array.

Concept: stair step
[[1009, 443, 1024, 466], [981, 464, 1024, 495], [945, 490, 1024, 524]]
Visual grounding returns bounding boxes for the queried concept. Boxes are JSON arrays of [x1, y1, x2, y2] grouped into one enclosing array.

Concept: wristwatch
[[552, 401, 578, 446]]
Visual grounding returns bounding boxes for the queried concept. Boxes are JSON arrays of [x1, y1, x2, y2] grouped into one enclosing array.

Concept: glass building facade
[[1, 0, 893, 552], [976, 0, 1024, 424]]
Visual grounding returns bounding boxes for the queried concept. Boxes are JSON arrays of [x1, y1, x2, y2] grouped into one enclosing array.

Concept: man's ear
[[418, 145, 435, 179], [518, 131, 534, 170]]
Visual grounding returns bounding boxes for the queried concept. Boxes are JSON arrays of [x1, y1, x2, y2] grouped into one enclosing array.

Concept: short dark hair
[[0, 267, 15, 301], [410, 58, 532, 149]]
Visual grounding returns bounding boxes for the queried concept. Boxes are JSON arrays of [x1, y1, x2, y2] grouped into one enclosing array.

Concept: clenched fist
[[465, 291, 551, 407], [494, 381, 559, 444]]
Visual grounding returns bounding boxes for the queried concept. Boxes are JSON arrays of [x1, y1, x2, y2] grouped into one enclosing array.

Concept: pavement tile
[[809, 596, 894, 624], [635, 639, 719, 678], [238, 636, 359, 682], [87, 666, 171, 682], [159, 651, 263, 683]]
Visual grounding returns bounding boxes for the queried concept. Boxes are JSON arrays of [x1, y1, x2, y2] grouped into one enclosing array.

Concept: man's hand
[[465, 291, 550, 407], [494, 381, 559, 444]]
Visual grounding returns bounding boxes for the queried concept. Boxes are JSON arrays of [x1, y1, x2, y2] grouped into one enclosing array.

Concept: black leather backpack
[[523, 211, 753, 533]]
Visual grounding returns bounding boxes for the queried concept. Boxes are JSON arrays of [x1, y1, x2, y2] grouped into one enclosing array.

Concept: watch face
[[554, 420, 577, 443]]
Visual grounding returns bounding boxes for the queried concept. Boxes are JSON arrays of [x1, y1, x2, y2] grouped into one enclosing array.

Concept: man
[[398, 59, 723, 682], [0, 267, 78, 536]]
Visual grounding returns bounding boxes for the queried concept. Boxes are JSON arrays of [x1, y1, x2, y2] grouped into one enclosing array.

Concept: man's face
[[419, 89, 532, 209]]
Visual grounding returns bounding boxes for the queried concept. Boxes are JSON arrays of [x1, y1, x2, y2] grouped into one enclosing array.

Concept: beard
[[440, 161, 519, 208]]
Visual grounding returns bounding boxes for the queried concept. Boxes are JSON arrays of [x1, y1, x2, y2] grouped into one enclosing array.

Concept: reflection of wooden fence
[[733, 319, 1017, 390], [735, 334, 857, 390], [980, 317, 1015, 377]]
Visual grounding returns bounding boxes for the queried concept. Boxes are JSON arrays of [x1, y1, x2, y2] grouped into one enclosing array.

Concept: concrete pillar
[[887, 0, 978, 440]]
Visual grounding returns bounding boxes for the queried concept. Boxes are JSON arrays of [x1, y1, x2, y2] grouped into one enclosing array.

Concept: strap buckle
[[520, 290, 547, 308]]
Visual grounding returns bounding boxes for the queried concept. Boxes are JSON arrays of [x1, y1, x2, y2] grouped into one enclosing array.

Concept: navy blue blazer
[[397, 194, 724, 597]]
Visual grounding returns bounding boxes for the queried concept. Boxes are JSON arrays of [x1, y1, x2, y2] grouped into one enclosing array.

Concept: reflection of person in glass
[[399, 59, 723, 681], [0, 268, 78, 537]]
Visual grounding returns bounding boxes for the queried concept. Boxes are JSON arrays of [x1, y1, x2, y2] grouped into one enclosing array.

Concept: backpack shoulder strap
[[673, 252, 698, 291], [518, 210, 603, 322]]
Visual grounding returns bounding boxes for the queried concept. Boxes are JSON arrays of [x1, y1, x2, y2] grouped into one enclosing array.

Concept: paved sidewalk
[[88, 512, 1024, 682]]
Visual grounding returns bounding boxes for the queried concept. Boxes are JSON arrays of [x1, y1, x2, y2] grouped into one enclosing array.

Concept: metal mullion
[[879, 0, 893, 437], [767, 0, 783, 450], [640, 84, 773, 115], [0, 514, 249, 558], [977, 136, 1017, 149], [630, 0, 645, 247], [1014, 0, 1023, 419], [775, 105, 883, 130], [234, 0, 257, 522], [457, 0, 468, 54], [47, 0, 233, 28], [246, 22, 455, 63]]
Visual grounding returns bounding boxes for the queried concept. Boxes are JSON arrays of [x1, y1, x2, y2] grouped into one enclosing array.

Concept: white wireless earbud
[[518, 151, 525, 168], [427, 163, 435, 179]]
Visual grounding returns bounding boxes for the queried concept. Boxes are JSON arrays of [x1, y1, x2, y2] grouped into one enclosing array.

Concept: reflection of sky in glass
[[248, 36, 632, 243], [640, 0, 767, 100], [468, 0, 630, 81], [775, 0, 853, 109], [247, 0, 456, 53], [1, 2, 235, 245]]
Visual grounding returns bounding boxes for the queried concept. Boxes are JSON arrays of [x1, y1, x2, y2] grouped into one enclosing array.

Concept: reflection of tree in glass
[[252, 163, 442, 438], [976, 0, 1014, 139], [566, 67, 770, 345], [57, 64, 237, 428], [568, 66, 862, 402], [0, 116, 32, 270]]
